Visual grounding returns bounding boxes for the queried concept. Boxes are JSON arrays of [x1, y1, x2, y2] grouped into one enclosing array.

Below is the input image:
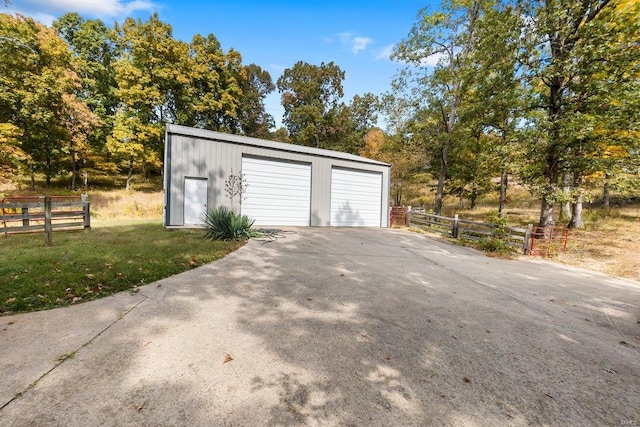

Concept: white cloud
[[375, 44, 394, 60], [351, 36, 372, 54], [12, 0, 156, 20], [332, 31, 374, 55]]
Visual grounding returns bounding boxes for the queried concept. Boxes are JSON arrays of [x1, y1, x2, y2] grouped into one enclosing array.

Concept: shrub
[[480, 211, 513, 254], [202, 206, 260, 241]]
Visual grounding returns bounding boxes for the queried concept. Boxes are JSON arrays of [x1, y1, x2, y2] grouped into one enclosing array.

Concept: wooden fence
[[407, 211, 534, 254], [1, 195, 91, 244]]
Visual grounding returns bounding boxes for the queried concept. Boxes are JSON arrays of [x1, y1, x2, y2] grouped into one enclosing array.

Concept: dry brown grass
[[89, 190, 164, 226], [429, 191, 640, 282], [553, 207, 640, 281]]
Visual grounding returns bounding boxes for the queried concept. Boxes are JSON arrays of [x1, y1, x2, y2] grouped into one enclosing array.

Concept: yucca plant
[[202, 206, 260, 241]]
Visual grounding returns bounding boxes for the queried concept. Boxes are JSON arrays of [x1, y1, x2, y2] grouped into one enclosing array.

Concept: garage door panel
[[242, 157, 311, 226], [331, 168, 382, 227]]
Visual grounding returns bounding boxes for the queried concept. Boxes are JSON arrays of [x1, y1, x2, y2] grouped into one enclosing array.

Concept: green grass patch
[[0, 223, 242, 315]]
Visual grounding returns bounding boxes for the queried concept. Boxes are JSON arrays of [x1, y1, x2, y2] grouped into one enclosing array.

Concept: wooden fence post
[[22, 206, 29, 228], [81, 194, 91, 229], [44, 196, 53, 246], [452, 214, 459, 238], [523, 224, 533, 254]]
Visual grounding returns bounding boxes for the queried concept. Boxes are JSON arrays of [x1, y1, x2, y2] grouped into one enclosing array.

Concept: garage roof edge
[[166, 124, 390, 167]]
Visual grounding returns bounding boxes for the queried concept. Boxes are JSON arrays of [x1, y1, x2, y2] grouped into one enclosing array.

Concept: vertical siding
[[165, 130, 390, 227]]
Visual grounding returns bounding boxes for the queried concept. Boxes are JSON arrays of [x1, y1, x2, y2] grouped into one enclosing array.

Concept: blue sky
[[7, 0, 435, 128]]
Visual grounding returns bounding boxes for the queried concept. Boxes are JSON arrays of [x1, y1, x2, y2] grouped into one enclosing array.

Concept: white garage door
[[241, 157, 311, 226], [331, 168, 382, 227]]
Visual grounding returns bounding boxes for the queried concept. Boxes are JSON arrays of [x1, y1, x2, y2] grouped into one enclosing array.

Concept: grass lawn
[[0, 222, 242, 315]]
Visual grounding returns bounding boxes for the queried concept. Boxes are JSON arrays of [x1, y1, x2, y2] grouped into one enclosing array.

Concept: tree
[[236, 63, 275, 138], [53, 13, 119, 154], [0, 14, 97, 187], [338, 93, 379, 154], [392, 0, 491, 215], [53, 13, 117, 187], [105, 108, 153, 190], [517, 0, 640, 228], [0, 123, 28, 181], [183, 33, 244, 132], [460, 4, 524, 215], [277, 61, 345, 148], [61, 93, 102, 189], [112, 13, 189, 183]]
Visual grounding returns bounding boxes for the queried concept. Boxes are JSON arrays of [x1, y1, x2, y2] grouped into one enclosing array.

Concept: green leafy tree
[[517, 0, 640, 228], [236, 63, 275, 138], [53, 13, 119, 157], [392, 0, 492, 215], [183, 33, 244, 132], [277, 61, 345, 148], [112, 13, 189, 183], [0, 123, 28, 181], [0, 14, 98, 187]]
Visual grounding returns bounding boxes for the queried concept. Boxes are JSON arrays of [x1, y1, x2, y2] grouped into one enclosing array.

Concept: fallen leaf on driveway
[[134, 401, 146, 412], [463, 377, 470, 383], [223, 353, 233, 364]]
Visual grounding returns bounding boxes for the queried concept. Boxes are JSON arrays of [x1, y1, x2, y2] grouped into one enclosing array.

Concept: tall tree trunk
[[29, 161, 35, 191], [498, 166, 508, 217], [125, 157, 134, 191], [568, 174, 584, 229], [71, 150, 78, 191], [568, 193, 584, 229], [603, 172, 610, 209], [45, 155, 51, 187], [395, 182, 402, 206], [561, 170, 572, 221], [434, 142, 448, 215], [539, 75, 562, 229], [470, 183, 477, 210]]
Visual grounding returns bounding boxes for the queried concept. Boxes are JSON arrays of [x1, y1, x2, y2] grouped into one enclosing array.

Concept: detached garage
[[164, 124, 390, 228]]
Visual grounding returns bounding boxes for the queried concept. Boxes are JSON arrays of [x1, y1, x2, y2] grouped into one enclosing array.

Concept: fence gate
[[529, 227, 569, 256]]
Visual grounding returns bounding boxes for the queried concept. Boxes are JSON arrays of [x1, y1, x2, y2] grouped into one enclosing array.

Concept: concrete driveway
[[1, 228, 639, 426]]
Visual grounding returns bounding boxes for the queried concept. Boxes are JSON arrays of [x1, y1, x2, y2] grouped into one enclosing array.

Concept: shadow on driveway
[[1, 228, 639, 425]]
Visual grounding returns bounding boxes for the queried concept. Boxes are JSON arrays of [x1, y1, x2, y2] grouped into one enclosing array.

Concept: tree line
[[1, 0, 639, 230], [0, 12, 377, 191], [375, 0, 640, 229]]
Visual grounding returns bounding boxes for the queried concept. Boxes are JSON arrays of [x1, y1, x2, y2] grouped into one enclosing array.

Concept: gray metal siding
[[165, 126, 390, 227]]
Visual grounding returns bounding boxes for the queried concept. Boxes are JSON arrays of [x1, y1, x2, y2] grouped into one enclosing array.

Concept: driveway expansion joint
[[0, 293, 148, 412]]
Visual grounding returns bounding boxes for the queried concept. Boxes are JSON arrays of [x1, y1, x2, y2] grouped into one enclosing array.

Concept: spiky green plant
[[202, 206, 260, 241]]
